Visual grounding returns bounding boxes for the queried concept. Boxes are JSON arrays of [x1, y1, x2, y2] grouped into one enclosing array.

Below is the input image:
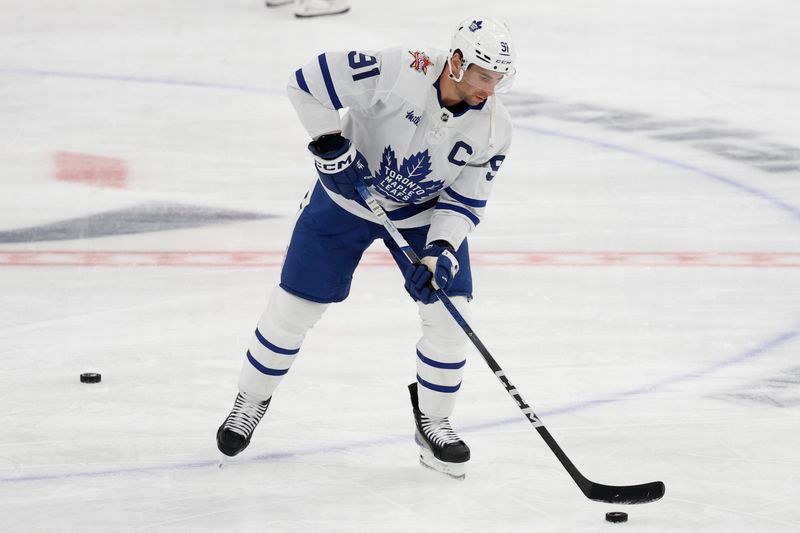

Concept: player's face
[[455, 64, 505, 105]]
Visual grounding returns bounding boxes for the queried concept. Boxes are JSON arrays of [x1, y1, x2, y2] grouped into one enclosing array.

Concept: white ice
[[1, 1, 799, 531]]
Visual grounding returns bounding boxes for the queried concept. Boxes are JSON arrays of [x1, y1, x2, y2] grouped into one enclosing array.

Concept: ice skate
[[216, 392, 271, 457], [408, 382, 470, 480], [294, 0, 350, 18]]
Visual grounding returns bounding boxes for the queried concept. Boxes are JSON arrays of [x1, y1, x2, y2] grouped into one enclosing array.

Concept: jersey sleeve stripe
[[435, 203, 481, 226], [444, 186, 487, 208], [317, 53, 343, 110], [295, 68, 310, 94]]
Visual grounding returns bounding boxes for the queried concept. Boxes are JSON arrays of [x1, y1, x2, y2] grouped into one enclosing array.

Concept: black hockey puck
[[80, 372, 102, 383], [605, 511, 628, 523]]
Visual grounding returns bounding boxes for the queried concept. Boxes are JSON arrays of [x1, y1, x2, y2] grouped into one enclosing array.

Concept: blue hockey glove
[[403, 241, 459, 304], [308, 133, 372, 200], [420, 241, 459, 291], [403, 262, 435, 304]]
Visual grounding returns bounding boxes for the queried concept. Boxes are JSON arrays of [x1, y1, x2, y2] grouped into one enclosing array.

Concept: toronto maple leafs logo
[[373, 146, 444, 203], [469, 20, 483, 32]]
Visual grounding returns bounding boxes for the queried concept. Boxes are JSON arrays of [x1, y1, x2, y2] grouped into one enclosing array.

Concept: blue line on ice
[[520, 125, 800, 222], [0, 66, 273, 94]]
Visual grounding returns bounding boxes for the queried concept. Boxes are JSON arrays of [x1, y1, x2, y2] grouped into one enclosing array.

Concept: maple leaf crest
[[373, 146, 444, 203], [377, 146, 397, 184]]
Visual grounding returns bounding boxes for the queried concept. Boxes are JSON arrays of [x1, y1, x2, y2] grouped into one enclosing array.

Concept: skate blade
[[418, 446, 466, 480]]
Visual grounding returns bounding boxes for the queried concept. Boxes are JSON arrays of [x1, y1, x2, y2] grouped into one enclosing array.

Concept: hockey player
[[217, 17, 515, 479]]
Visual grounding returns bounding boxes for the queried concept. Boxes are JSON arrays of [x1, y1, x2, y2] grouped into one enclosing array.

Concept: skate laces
[[420, 415, 461, 447], [224, 393, 269, 437]]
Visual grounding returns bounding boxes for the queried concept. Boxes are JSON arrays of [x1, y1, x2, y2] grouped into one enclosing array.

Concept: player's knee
[[265, 286, 328, 334], [418, 296, 471, 353]]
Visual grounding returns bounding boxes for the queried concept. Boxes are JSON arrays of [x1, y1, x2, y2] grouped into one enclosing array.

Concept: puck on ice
[[605, 511, 628, 523], [80, 373, 102, 383]]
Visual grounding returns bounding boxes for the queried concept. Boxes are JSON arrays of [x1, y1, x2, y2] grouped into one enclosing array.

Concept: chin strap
[[488, 95, 497, 149]]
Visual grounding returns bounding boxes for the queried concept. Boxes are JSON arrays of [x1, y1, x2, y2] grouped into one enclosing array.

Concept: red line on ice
[[0, 250, 798, 268]]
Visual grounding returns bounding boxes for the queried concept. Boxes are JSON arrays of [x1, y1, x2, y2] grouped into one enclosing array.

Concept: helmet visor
[[459, 64, 515, 93]]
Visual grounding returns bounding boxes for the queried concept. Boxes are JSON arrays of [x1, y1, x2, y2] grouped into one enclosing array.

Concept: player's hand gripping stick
[[308, 133, 372, 200], [404, 241, 459, 304]]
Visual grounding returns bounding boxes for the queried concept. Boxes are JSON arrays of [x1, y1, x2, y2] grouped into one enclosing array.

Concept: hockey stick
[[355, 182, 665, 504]]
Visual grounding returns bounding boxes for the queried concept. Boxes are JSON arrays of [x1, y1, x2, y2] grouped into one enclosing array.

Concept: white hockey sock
[[238, 287, 327, 402], [415, 296, 470, 418]]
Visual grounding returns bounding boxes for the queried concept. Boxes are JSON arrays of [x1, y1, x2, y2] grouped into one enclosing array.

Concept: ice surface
[[1, 1, 799, 531]]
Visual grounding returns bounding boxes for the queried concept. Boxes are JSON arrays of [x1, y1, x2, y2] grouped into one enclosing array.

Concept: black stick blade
[[584, 480, 665, 504]]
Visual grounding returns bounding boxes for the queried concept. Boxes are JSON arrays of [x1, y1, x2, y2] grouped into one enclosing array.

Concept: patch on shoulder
[[408, 50, 433, 75]]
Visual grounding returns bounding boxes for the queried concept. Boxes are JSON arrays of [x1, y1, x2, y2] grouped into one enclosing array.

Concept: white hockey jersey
[[287, 46, 512, 249]]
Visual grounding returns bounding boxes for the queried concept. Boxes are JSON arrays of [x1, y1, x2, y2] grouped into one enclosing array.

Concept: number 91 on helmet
[[448, 17, 516, 93]]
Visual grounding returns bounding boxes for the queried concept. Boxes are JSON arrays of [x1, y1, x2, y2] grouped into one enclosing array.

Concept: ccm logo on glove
[[308, 133, 372, 200], [314, 152, 364, 173]]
